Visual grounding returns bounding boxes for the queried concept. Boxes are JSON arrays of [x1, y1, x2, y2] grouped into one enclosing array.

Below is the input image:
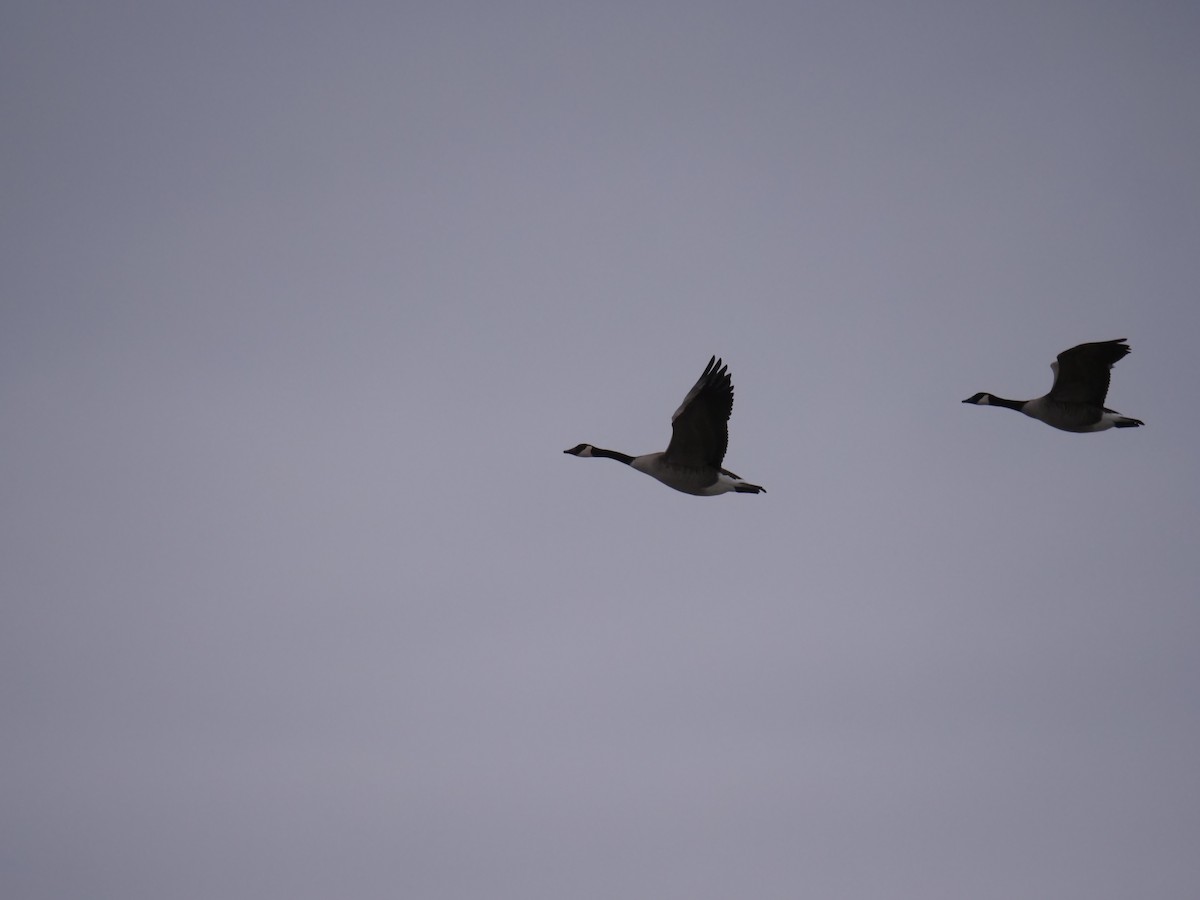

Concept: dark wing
[[1048, 339, 1131, 405], [664, 356, 734, 469]]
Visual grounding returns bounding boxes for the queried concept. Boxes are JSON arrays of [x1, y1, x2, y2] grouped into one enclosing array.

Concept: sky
[[3, 2, 1200, 898]]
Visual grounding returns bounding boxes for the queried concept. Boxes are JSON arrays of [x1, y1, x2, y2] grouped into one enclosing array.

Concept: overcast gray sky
[[4, 2, 1200, 898]]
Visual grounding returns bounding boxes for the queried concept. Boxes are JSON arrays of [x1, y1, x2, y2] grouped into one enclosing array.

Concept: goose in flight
[[565, 356, 765, 495], [962, 339, 1144, 432]]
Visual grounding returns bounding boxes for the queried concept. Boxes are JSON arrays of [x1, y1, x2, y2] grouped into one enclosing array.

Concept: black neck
[[989, 395, 1026, 412], [593, 447, 635, 465]]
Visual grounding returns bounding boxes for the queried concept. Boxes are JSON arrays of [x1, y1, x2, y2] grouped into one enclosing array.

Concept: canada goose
[[962, 339, 1144, 432], [565, 356, 765, 495]]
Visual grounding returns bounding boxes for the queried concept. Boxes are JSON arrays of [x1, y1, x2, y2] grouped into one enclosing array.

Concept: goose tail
[[734, 481, 766, 494]]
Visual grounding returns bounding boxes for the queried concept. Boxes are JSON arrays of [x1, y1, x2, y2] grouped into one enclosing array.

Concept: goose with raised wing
[[962, 339, 1144, 432], [565, 356, 765, 495]]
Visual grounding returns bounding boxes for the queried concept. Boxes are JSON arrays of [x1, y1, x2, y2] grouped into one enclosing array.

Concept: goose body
[[963, 339, 1144, 433], [565, 356, 764, 496]]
